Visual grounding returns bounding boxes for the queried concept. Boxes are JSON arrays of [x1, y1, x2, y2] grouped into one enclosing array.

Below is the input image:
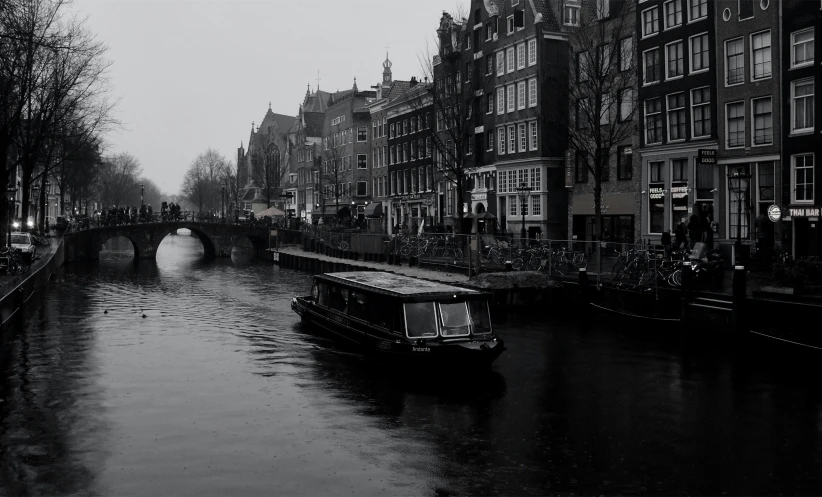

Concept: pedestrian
[[688, 214, 701, 249], [674, 218, 688, 250]]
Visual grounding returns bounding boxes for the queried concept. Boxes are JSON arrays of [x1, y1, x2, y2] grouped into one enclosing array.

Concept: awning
[[257, 206, 286, 217], [364, 203, 383, 218]]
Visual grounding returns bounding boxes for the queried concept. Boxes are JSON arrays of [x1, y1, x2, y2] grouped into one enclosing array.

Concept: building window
[[666, 41, 684, 79], [642, 7, 659, 37], [517, 43, 525, 69], [792, 29, 814, 68], [752, 97, 772, 145], [620, 89, 633, 122], [529, 121, 538, 151], [507, 84, 515, 112], [689, 33, 709, 73], [357, 181, 367, 197], [390, 124, 395, 138], [497, 89, 505, 115], [617, 145, 633, 180], [578, 50, 589, 82], [758, 162, 774, 205], [519, 123, 527, 152], [498, 128, 506, 155], [792, 79, 814, 133], [667, 93, 686, 141], [671, 158, 688, 182], [531, 196, 541, 216], [751, 30, 771, 80], [793, 154, 815, 203], [517, 81, 526, 110], [726, 101, 745, 148], [487, 131, 494, 151], [564, 4, 580, 26], [487, 93, 494, 114], [739, 0, 754, 19], [528, 78, 537, 107], [497, 51, 505, 76], [726, 38, 744, 85], [691, 87, 711, 138], [620, 37, 633, 71], [577, 98, 589, 129], [643, 48, 660, 84], [506, 47, 515, 73], [645, 97, 663, 144], [507, 15, 515, 34], [664, 0, 682, 29], [528, 38, 537, 66], [508, 126, 516, 154], [688, 0, 707, 21], [487, 55, 494, 75], [575, 152, 588, 183], [728, 165, 751, 239]]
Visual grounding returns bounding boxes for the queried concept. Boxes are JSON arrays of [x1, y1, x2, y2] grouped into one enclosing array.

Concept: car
[[10, 232, 36, 264]]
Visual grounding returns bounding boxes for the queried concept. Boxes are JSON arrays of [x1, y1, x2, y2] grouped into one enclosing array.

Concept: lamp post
[[221, 185, 225, 223], [43, 180, 50, 232], [140, 183, 145, 206], [7, 185, 16, 246], [515, 183, 532, 246], [727, 167, 751, 264]]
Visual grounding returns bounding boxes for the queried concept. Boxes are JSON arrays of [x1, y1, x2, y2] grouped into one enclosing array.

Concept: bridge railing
[[60, 212, 290, 233]]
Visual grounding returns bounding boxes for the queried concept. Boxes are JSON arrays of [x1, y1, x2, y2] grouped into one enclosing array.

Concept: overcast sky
[[71, 0, 457, 194]]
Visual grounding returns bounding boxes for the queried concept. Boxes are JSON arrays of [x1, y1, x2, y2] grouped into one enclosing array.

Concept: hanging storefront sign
[[565, 149, 573, 189], [471, 193, 487, 201], [789, 207, 821, 218], [767, 204, 781, 222]]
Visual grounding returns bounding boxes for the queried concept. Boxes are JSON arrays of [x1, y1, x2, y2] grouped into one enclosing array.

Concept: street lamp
[[140, 183, 145, 206], [727, 167, 751, 264], [43, 180, 50, 231], [7, 185, 16, 246], [515, 183, 532, 246]]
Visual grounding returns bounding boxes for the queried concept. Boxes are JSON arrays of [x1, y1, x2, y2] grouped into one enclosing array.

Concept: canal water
[[1, 233, 821, 496]]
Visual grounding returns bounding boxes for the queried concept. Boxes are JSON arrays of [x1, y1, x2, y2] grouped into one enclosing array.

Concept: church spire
[[353, 77, 358, 92], [382, 45, 393, 85]]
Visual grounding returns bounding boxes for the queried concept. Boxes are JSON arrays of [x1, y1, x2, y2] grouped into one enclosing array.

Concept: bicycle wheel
[[511, 258, 524, 270], [400, 245, 411, 257], [490, 250, 503, 265], [668, 269, 682, 287], [339, 241, 350, 251]]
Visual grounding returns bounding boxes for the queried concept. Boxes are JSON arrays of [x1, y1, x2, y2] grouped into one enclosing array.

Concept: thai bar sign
[[789, 207, 821, 217]]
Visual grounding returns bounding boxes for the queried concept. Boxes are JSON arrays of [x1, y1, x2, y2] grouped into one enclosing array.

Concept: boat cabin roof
[[316, 271, 482, 299]]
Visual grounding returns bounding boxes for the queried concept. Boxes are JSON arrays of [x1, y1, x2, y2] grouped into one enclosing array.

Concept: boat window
[[404, 303, 439, 338], [370, 295, 392, 329], [317, 282, 329, 306], [468, 300, 492, 334], [439, 302, 470, 336], [349, 290, 369, 320], [327, 285, 349, 313]]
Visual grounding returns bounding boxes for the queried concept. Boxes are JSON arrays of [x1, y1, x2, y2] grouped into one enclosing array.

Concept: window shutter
[[515, 10, 525, 27]]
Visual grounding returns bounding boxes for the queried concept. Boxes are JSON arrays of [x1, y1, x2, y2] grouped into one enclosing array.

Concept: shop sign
[[471, 193, 487, 201], [649, 187, 665, 199], [767, 204, 781, 222], [422, 197, 434, 206], [789, 207, 821, 217], [670, 186, 688, 199], [698, 149, 716, 165], [565, 149, 573, 189]]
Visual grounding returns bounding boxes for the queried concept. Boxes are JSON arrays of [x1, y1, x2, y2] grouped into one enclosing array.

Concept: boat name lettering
[[412, 347, 431, 352], [331, 314, 350, 326]]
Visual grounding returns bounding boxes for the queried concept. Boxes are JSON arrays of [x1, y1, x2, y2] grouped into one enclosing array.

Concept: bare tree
[[557, 2, 637, 242], [97, 152, 141, 208], [412, 9, 481, 233], [320, 132, 348, 220], [181, 148, 228, 213]]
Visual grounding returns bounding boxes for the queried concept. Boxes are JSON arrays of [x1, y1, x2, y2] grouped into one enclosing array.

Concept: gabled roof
[[385, 80, 411, 101], [258, 108, 295, 135], [530, 0, 561, 32], [304, 90, 332, 113]]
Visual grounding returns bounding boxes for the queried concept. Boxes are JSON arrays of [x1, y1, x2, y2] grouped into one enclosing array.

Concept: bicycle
[[0, 246, 29, 275]]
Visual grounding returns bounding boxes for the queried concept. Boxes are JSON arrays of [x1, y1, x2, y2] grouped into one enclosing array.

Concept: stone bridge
[[62, 222, 270, 261]]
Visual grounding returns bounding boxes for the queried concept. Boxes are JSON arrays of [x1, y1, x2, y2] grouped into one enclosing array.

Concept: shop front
[[784, 206, 821, 258], [571, 192, 637, 252], [390, 193, 436, 233]]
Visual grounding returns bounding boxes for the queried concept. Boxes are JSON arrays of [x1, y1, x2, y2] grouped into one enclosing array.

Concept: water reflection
[[1, 235, 822, 495]]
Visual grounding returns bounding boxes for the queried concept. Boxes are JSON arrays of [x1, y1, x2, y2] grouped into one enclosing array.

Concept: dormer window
[[507, 15, 514, 34], [564, 4, 581, 26]]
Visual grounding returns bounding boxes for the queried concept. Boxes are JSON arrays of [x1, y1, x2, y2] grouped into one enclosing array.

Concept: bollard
[[578, 267, 588, 306], [504, 260, 513, 272], [732, 265, 747, 334], [680, 261, 692, 323]]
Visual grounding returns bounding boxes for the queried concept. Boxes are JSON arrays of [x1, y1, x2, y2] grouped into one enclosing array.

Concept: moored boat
[[291, 271, 505, 368]]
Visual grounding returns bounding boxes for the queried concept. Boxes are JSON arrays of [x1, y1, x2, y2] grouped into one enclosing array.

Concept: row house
[[637, 0, 719, 244], [365, 55, 410, 232], [714, 0, 781, 262], [293, 85, 330, 223], [449, 0, 570, 239], [568, 0, 642, 246], [320, 81, 377, 219], [385, 80, 436, 233], [782, 0, 820, 258]]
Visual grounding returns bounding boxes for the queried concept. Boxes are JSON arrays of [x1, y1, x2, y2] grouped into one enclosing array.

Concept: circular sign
[[767, 204, 781, 222], [422, 197, 434, 206]]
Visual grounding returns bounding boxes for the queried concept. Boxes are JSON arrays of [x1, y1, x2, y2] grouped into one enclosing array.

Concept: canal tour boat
[[291, 271, 504, 367]]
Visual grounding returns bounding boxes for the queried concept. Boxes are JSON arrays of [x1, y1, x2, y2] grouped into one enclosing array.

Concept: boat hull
[[291, 296, 505, 368]]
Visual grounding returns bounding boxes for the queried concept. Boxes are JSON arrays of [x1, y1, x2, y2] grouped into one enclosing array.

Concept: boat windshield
[[468, 300, 492, 334], [11, 234, 28, 244], [404, 302, 438, 338], [439, 302, 470, 336]]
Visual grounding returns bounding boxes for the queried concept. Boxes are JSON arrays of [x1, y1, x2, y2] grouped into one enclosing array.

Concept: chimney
[[410, 76, 418, 87]]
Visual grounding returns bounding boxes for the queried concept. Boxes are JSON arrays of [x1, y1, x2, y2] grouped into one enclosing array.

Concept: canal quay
[[0, 234, 820, 496]]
